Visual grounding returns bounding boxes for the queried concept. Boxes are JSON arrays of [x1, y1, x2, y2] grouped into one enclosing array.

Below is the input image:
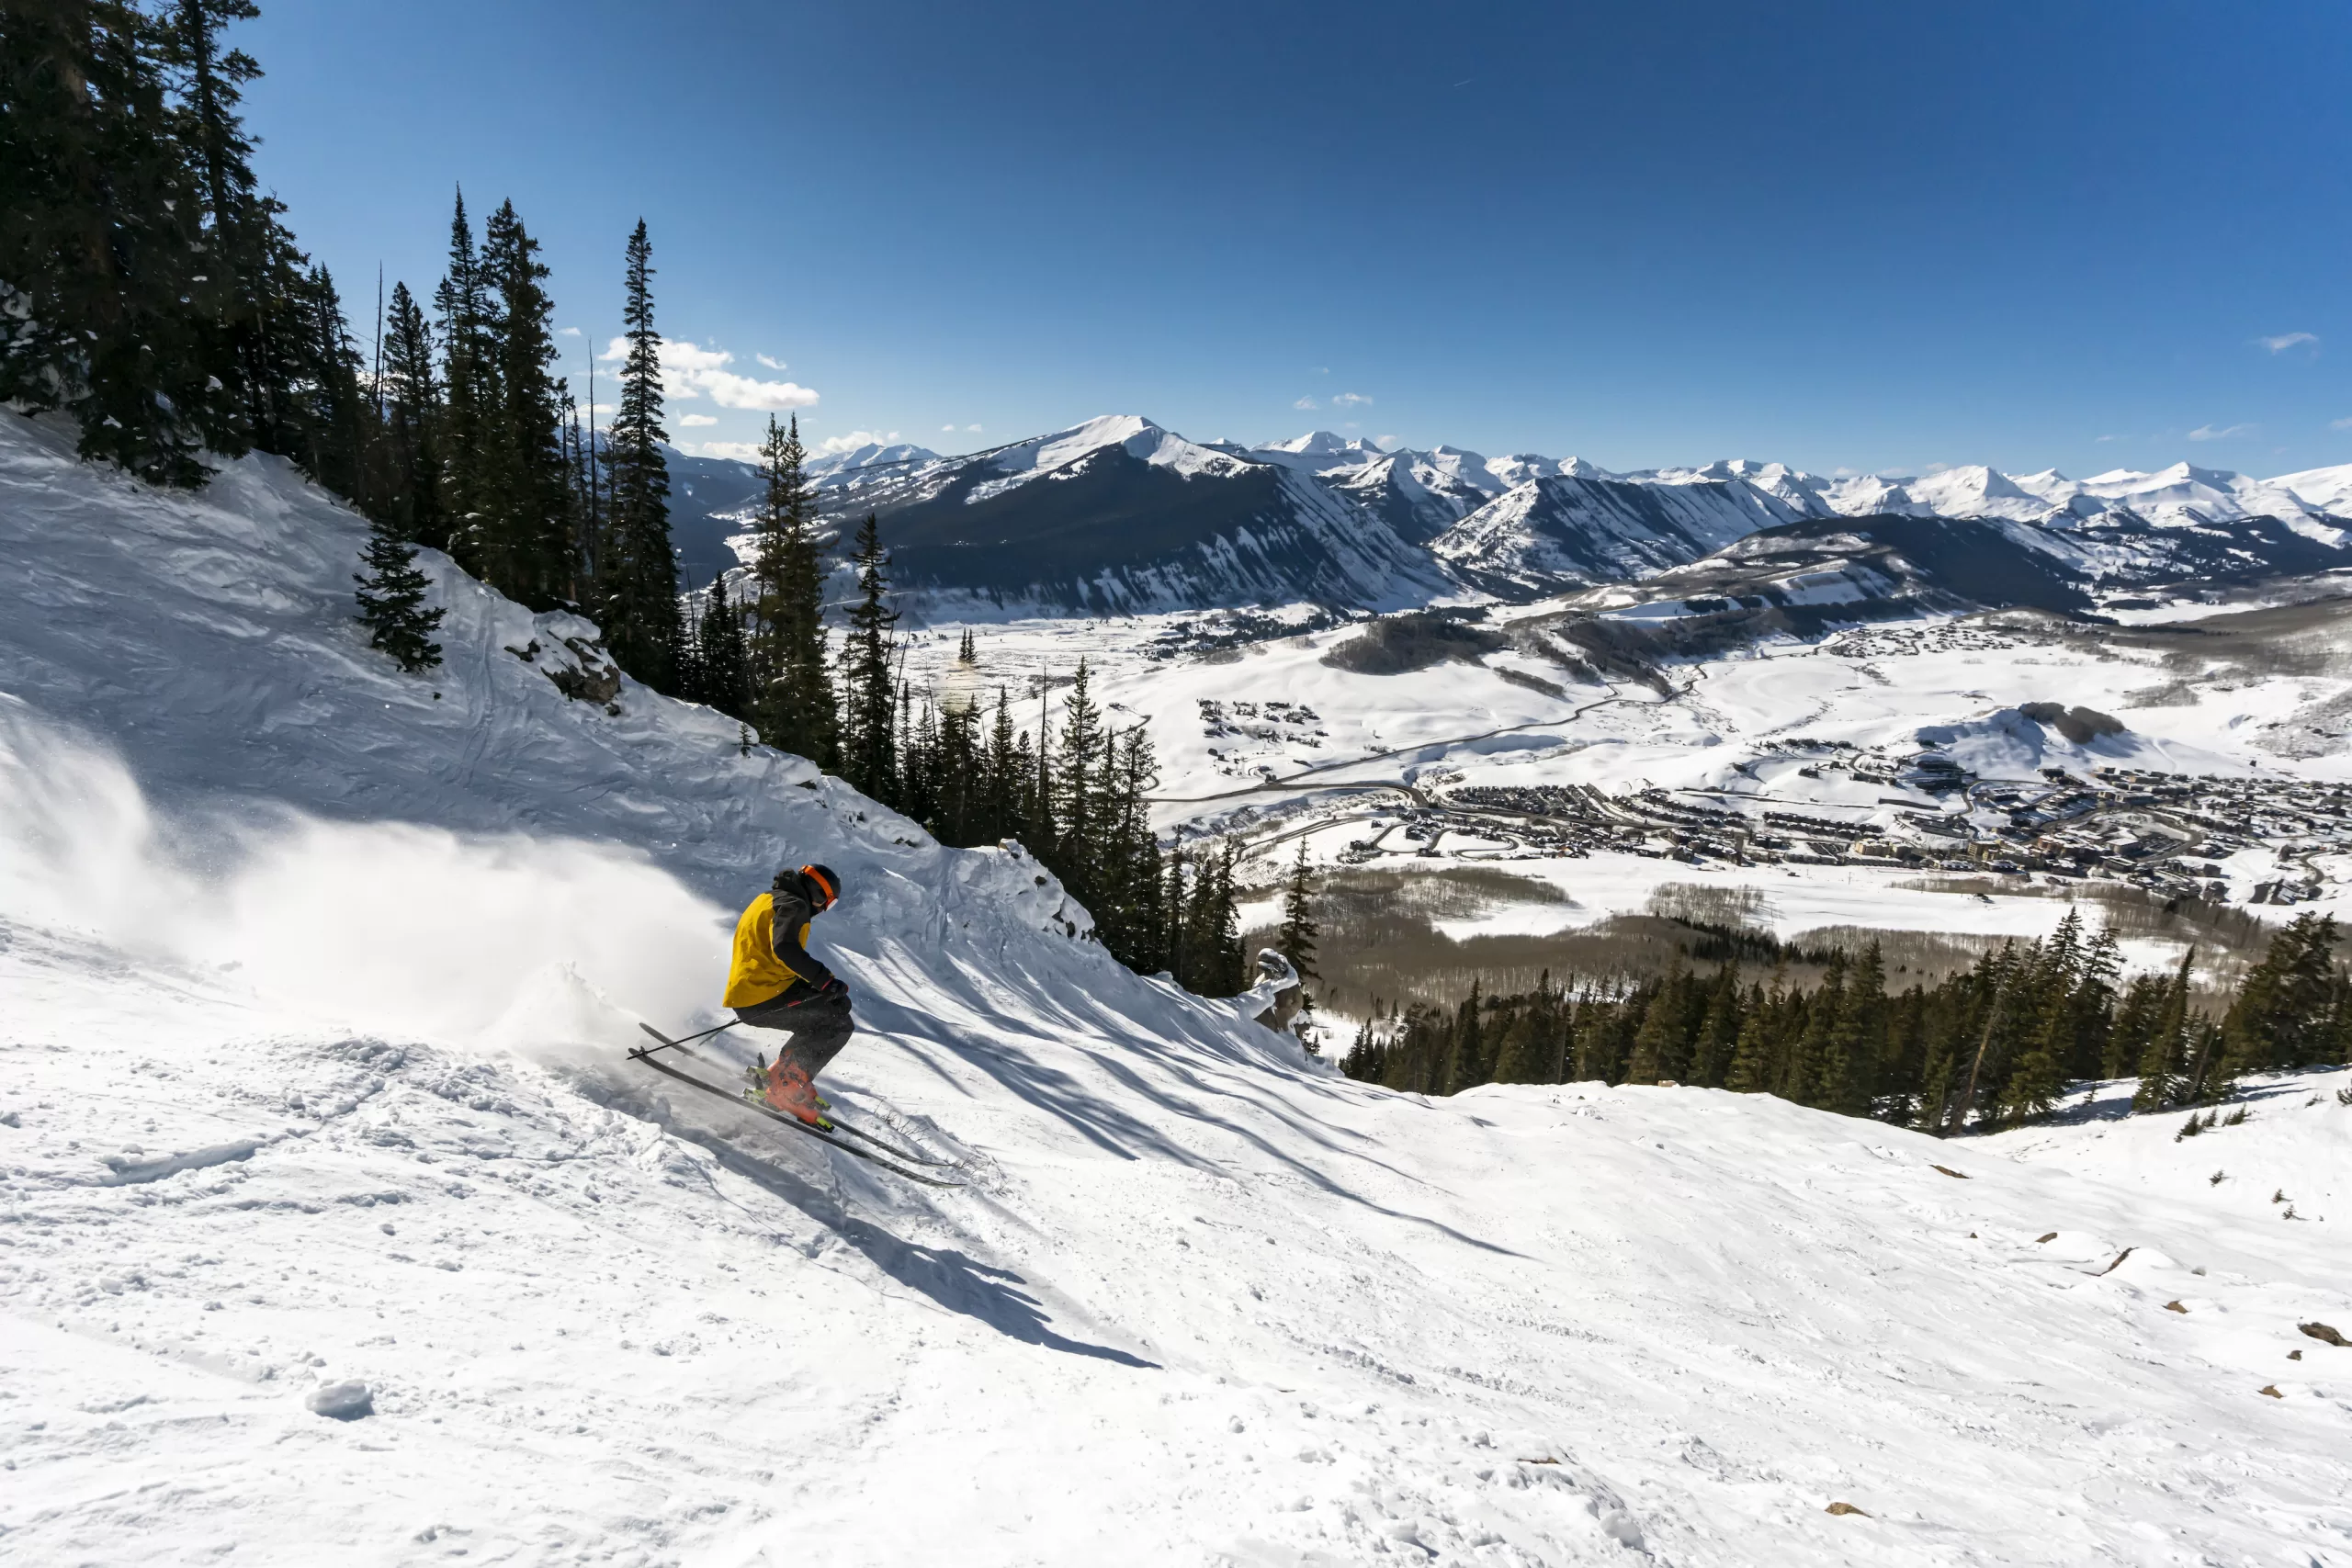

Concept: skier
[[724, 863, 853, 1127]]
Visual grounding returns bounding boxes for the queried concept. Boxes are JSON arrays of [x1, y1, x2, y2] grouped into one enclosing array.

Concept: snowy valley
[[5, 401, 2352, 1566]]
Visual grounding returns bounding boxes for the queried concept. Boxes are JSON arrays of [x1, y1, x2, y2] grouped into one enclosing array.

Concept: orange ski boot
[[757, 1053, 832, 1130]]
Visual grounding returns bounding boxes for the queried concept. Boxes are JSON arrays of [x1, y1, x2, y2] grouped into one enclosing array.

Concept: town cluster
[[1340, 747, 2345, 908]]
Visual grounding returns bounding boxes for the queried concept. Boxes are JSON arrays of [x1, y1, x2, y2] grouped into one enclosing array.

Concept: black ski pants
[[734, 982, 855, 1078]]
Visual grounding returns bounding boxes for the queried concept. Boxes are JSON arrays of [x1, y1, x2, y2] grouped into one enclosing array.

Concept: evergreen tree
[[1624, 964, 1686, 1085], [1442, 981, 1487, 1095], [2132, 949, 2195, 1111], [1688, 964, 1743, 1088], [694, 573, 750, 720], [473, 198, 571, 605], [156, 0, 266, 453], [2221, 913, 2342, 1079], [353, 516, 444, 671], [596, 220, 681, 689], [836, 513, 899, 799], [1052, 660, 1105, 886], [744, 413, 836, 762], [434, 189, 492, 558], [1274, 840, 1320, 983], [378, 280, 445, 547], [1, 0, 222, 483]]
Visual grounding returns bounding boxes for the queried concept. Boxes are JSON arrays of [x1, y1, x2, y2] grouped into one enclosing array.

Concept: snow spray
[[0, 696, 726, 1049]]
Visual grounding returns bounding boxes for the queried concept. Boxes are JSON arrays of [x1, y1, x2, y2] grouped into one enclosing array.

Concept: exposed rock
[[1825, 1501, 1870, 1517], [2299, 1321, 2346, 1347]]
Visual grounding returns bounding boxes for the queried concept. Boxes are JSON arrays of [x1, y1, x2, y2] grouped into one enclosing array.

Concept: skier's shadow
[[650, 1099, 1157, 1369]]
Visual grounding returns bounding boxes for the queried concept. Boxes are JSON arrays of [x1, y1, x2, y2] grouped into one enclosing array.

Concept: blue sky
[[243, 1, 2352, 479]]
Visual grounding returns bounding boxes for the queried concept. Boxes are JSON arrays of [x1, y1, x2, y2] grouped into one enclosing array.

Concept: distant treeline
[[1340, 910, 2352, 1131]]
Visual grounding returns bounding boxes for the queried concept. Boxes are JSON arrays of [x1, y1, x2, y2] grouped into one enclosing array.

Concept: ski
[[628, 1047, 965, 1189], [634, 1022, 956, 1168]]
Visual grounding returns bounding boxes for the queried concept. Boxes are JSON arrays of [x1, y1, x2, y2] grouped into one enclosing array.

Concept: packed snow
[[5, 412, 2351, 1564]]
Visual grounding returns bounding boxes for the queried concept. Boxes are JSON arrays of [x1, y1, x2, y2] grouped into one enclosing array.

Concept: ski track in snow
[[2, 413, 2351, 1563]]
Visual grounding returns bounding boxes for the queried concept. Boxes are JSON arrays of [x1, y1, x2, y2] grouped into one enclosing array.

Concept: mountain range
[[660, 416, 2352, 615]]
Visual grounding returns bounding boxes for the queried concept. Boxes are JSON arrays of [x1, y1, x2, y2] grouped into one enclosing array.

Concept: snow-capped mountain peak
[[985, 413, 1250, 492]]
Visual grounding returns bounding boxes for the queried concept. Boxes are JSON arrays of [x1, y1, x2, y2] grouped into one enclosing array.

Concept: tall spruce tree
[[836, 513, 899, 799], [475, 199, 571, 606], [1274, 841, 1320, 984], [155, 0, 267, 453], [434, 192, 493, 565], [746, 413, 836, 761], [378, 280, 445, 546], [596, 220, 681, 689]]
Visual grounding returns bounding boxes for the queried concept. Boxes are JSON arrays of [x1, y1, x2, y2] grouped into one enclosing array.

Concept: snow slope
[[4, 412, 2352, 1564]]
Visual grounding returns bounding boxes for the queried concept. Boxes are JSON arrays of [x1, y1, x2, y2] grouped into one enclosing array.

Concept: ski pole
[[633, 1020, 739, 1058]]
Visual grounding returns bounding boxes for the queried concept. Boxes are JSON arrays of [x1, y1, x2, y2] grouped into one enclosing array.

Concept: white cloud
[[1374, 434, 1399, 448], [967, 423, 982, 433], [2332, 416, 2352, 432], [2188, 422, 2255, 442], [756, 354, 786, 370], [1293, 396, 1319, 411], [558, 326, 582, 337], [2258, 332, 2319, 354], [1922, 461, 1953, 474], [943, 423, 957, 433], [1832, 466, 1858, 477], [677, 413, 718, 427], [1331, 391, 1373, 408], [1314, 367, 1329, 375], [695, 441, 767, 462], [598, 335, 819, 411], [820, 429, 901, 454]]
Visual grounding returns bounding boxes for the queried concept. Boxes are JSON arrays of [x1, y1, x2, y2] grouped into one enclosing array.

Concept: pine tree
[[1823, 941, 1886, 1116], [744, 413, 836, 762], [378, 280, 445, 546], [836, 513, 899, 799], [1274, 840, 1320, 983], [695, 574, 750, 720], [156, 0, 267, 454], [1624, 964, 1686, 1085], [1, 0, 222, 483], [1688, 964, 1743, 1088], [1724, 974, 1780, 1093], [475, 198, 571, 606], [1052, 660, 1105, 887], [597, 219, 681, 690], [434, 189, 492, 560], [1442, 981, 1487, 1095], [2132, 949, 2195, 1111], [354, 516, 444, 671], [288, 263, 375, 504], [2221, 913, 2342, 1079]]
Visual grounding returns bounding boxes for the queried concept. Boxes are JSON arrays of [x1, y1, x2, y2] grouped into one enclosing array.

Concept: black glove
[[817, 976, 849, 1000]]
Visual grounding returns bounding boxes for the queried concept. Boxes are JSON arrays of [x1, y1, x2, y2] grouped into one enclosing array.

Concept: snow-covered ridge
[[669, 414, 2352, 613]]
